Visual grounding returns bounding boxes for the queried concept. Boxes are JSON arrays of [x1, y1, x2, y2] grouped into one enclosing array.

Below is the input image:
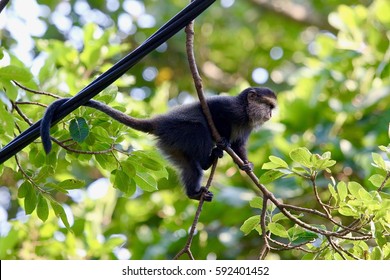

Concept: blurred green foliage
[[0, 0, 389, 259]]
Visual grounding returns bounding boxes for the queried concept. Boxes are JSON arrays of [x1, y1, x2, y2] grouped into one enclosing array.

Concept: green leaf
[[137, 154, 164, 171], [269, 156, 289, 168], [348, 181, 364, 199], [134, 172, 158, 192], [292, 166, 310, 175], [370, 247, 383, 260], [0, 65, 33, 82], [372, 153, 387, 170], [249, 197, 263, 209], [259, 170, 285, 184], [50, 200, 71, 230], [37, 194, 49, 222], [369, 174, 385, 189], [69, 117, 89, 143], [268, 222, 289, 238], [328, 183, 338, 203], [378, 145, 390, 154], [112, 169, 136, 196], [338, 205, 358, 217], [18, 181, 31, 198], [58, 179, 85, 190], [24, 184, 37, 215], [261, 161, 281, 170], [240, 215, 261, 235], [35, 165, 54, 182], [288, 228, 318, 243], [272, 212, 289, 222], [289, 147, 312, 168], [45, 182, 68, 194], [337, 181, 348, 202]]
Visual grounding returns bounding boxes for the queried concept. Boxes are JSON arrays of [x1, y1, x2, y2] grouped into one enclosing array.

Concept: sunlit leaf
[[249, 197, 263, 209], [369, 174, 389, 189], [372, 153, 387, 170], [348, 181, 364, 199], [259, 170, 285, 184], [0, 65, 33, 82], [240, 215, 261, 235], [268, 156, 289, 168], [289, 147, 312, 168], [268, 222, 289, 238], [58, 179, 85, 190], [50, 200, 71, 230], [337, 181, 348, 202], [134, 172, 157, 192]]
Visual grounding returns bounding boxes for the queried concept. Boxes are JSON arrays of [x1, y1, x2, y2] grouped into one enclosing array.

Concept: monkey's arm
[[231, 138, 253, 171]]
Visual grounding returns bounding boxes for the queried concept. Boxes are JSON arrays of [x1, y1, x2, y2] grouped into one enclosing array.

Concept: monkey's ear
[[247, 89, 258, 101]]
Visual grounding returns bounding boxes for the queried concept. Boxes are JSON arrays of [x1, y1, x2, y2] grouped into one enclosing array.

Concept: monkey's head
[[243, 87, 277, 127]]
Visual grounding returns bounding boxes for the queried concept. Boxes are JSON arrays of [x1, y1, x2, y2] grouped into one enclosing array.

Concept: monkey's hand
[[240, 161, 254, 172], [216, 137, 230, 150]]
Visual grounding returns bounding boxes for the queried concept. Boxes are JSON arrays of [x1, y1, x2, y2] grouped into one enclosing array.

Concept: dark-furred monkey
[[41, 87, 277, 201]]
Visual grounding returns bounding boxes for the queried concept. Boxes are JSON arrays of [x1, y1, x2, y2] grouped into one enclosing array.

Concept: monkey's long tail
[[40, 98, 155, 154], [85, 100, 155, 134]]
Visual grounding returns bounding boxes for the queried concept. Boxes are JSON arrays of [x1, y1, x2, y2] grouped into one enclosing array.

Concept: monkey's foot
[[188, 187, 213, 202], [211, 147, 224, 159], [201, 188, 214, 202]]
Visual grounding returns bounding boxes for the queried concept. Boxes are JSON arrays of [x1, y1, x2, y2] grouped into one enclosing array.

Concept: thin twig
[[51, 138, 116, 155], [310, 173, 332, 218], [15, 101, 47, 108], [185, 17, 221, 143], [175, 6, 221, 258], [267, 237, 315, 253], [378, 172, 390, 192], [15, 155, 48, 194], [13, 80, 62, 99], [326, 236, 347, 260], [174, 159, 218, 260], [12, 102, 33, 125], [259, 197, 270, 259]]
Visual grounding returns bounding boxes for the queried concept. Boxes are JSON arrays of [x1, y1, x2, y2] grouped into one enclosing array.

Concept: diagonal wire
[[0, 0, 216, 164]]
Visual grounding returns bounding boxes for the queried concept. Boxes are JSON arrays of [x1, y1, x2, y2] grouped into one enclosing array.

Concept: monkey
[[41, 87, 277, 201]]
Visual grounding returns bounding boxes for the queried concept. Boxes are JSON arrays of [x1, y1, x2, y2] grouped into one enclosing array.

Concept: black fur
[[41, 87, 276, 201]]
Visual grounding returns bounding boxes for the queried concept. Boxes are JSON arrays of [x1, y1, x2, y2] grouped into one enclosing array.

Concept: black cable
[[0, 0, 216, 164], [0, 0, 10, 14]]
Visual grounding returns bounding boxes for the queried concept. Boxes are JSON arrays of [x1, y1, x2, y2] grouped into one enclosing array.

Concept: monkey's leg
[[181, 160, 213, 202], [199, 147, 223, 170]]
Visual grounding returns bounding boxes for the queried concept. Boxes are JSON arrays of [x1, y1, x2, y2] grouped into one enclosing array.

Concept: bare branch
[[259, 197, 270, 260], [378, 172, 390, 192], [174, 158, 218, 260], [13, 81, 62, 99]]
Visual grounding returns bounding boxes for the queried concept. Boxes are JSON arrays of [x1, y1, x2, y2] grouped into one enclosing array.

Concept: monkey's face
[[246, 88, 277, 127]]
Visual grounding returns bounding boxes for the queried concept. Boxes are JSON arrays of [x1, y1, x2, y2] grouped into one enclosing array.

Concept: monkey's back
[[151, 95, 247, 163], [152, 102, 213, 163]]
